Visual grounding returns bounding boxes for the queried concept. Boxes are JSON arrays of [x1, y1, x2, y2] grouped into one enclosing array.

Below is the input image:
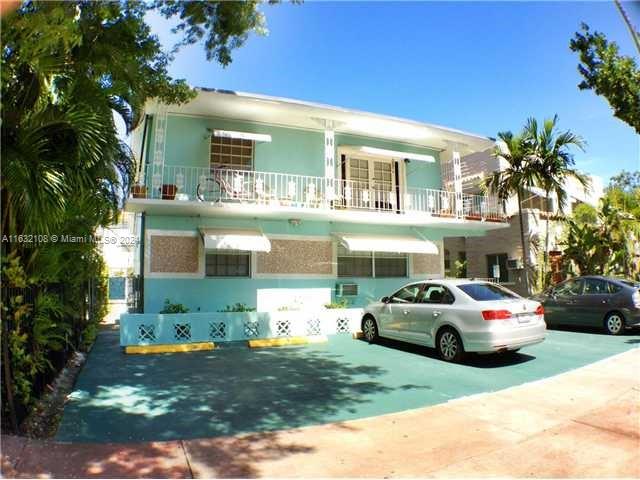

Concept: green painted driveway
[[56, 328, 639, 443]]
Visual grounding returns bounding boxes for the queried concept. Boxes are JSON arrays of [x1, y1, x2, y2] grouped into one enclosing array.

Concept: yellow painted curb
[[352, 331, 364, 339], [125, 342, 215, 355], [248, 336, 328, 348]]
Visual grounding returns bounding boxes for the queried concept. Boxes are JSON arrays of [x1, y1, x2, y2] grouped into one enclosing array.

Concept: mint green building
[[123, 89, 507, 344]]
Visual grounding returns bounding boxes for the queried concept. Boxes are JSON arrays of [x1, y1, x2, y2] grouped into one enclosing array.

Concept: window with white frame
[[210, 136, 254, 170], [337, 244, 407, 278], [205, 250, 251, 277]]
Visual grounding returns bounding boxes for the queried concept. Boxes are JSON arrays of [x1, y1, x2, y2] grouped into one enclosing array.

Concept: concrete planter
[[119, 308, 363, 346]]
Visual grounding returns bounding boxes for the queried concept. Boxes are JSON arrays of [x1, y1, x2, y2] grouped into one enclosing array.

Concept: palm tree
[[524, 116, 589, 288], [482, 131, 540, 295]]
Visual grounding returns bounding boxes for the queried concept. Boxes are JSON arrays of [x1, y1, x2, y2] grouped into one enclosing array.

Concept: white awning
[[200, 228, 271, 252], [336, 234, 438, 255], [341, 145, 436, 163], [213, 129, 272, 143]]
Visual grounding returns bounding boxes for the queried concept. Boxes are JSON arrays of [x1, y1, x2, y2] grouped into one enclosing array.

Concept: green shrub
[[218, 303, 256, 312], [324, 298, 349, 309], [160, 299, 189, 314]]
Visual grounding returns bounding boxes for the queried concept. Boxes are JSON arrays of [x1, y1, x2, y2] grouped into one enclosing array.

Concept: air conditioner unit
[[336, 283, 358, 297], [507, 258, 523, 270]]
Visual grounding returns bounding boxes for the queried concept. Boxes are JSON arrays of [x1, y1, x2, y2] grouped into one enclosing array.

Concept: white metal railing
[[132, 166, 506, 221], [462, 193, 506, 222]]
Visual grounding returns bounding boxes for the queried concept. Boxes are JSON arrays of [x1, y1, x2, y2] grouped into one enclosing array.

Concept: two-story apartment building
[[443, 150, 603, 294], [125, 88, 508, 315]]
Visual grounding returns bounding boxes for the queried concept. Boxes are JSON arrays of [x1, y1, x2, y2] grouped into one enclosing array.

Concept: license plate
[[517, 314, 534, 324]]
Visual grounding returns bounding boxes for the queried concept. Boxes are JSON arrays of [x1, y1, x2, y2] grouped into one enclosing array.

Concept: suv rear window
[[458, 283, 520, 301]]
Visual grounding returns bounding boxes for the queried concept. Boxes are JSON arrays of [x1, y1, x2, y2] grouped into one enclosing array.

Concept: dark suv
[[536, 276, 640, 335]]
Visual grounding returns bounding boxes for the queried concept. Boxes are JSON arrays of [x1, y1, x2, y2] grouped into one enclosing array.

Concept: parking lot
[[56, 327, 639, 443]]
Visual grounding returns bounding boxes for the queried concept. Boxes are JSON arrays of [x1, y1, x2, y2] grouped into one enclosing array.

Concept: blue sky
[[147, 1, 639, 183]]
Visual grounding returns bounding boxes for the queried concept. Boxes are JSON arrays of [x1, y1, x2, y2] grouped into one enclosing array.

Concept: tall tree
[[483, 132, 540, 295], [1, 0, 282, 430], [524, 115, 589, 288], [570, 23, 640, 134]]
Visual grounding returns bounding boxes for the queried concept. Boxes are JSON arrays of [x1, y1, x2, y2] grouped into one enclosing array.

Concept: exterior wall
[[151, 114, 442, 188], [149, 235, 200, 273], [142, 214, 450, 313], [256, 238, 334, 275]]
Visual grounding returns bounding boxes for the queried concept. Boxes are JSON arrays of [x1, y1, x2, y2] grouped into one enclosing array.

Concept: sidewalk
[[2, 348, 638, 478]]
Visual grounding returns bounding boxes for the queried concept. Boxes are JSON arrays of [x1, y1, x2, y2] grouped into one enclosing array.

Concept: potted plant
[[131, 184, 147, 198], [161, 184, 177, 200]]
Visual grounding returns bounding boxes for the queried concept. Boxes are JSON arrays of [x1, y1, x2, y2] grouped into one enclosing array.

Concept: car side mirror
[[381, 296, 390, 304]]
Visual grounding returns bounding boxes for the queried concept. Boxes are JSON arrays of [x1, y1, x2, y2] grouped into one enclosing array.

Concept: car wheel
[[604, 312, 625, 335], [436, 328, 465, 362], [362, 316, 379, 344]]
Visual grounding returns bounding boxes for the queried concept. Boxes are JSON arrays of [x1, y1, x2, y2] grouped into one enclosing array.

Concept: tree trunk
[[517, 189, 531, 295], [2, 318, 19, 433], [543, 189, 551, 288]]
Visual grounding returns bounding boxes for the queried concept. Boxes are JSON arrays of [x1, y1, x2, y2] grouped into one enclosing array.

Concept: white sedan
[[361, 279, 546, 362]]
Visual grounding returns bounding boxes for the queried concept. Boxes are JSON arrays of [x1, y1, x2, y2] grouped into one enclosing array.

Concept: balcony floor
[[125, 198, 508, 230]]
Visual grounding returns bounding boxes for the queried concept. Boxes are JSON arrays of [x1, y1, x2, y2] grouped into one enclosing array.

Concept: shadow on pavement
[[362, 337, 536, 368], [56, 330, 390, 444]]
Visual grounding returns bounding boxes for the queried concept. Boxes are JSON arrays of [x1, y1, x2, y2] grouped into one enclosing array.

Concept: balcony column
[[151, 104, 168, 199], [452, 150, 464, 219], [324, 129, 335, 179], [323, 121, 337, 203]]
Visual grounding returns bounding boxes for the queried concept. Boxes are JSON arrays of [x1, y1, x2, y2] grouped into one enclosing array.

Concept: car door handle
[[601, 299, 608, 304], [402, 309, 410, 315], [433, 311, 442, 317]]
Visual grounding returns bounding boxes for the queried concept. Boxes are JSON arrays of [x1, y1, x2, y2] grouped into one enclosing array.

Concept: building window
[[374, 252, 408, 278], [210, 136, 254, 170], [486, 253, 509, 282], [337, 245, 373, 277], [205, 250, 251, 277], [337, 245, 407, 278]]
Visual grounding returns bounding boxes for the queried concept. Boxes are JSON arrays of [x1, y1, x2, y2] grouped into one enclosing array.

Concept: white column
[[151, 105, 168, 199], [452, 150, 463, 218], [324, 129, 335, 179], [324, 127, 335, 202]]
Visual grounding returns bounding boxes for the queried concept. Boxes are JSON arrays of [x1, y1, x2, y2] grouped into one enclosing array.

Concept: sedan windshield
[[458, 283, 520, 301]]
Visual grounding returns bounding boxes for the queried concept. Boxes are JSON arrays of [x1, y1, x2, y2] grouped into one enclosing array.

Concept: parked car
[[535, 276, 640, 335], [361, 279, 546, 362]]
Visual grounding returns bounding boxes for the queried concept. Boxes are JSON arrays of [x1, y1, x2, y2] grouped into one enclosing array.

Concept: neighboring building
[[125, 88, 508, 314], [443, 151, 603, 295], [97, 212, 139, 322]]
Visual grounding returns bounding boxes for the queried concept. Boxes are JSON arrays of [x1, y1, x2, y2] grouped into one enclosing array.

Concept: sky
[[146, 1, 640, 184]]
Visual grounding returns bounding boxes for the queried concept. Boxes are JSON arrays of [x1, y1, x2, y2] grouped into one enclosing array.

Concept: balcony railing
[[131, 166, 507, 222]]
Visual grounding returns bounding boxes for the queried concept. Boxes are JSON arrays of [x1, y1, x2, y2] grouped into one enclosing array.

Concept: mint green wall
[[159, 115, 441, 187], [163, 115, 325, 176], [145, 277, 409, 313]]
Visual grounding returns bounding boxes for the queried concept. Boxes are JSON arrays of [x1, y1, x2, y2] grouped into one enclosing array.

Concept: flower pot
[[131, 184, 147, 198], [161, 184, 177, 200]]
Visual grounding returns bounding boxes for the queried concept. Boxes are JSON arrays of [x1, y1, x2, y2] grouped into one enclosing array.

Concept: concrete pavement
[[2, 347, 638, 478]]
